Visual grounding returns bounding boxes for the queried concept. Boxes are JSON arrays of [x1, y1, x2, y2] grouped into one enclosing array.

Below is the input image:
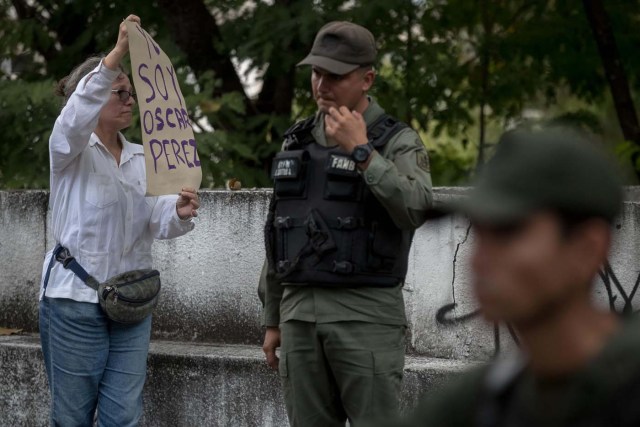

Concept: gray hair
[[55, 55, 125, 109]]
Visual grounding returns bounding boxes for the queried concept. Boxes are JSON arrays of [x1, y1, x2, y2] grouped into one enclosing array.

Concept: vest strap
[[274, 216, 366, 230]]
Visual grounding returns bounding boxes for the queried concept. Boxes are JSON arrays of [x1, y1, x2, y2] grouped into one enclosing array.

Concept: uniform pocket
[[324, 153, 362, 201], [272, 150, 309, 199], [373, 347, 405, 375], [85, 173, 118, 208], [278, 352, 288, 378], [372, 346, 404, 417]]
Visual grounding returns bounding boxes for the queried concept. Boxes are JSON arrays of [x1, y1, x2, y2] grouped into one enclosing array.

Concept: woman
[[39, 15, 199, 426]]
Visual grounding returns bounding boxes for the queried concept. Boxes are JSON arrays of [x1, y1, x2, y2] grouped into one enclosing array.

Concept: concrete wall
[[0, 335, 472, 427], [0, 191, 48, 332], [2, 189, 640, 361], [3, 189, 640, 426]]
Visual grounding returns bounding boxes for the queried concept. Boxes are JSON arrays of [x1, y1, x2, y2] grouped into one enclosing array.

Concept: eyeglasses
[[111, 89, 136, 102]]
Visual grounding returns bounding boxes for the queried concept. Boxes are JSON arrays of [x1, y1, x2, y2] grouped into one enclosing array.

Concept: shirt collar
[[90, 132, 141, 166]]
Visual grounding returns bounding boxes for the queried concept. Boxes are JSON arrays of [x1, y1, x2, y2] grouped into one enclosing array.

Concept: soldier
[[258, 21, 433, 426], [390, 128, 640, 426]]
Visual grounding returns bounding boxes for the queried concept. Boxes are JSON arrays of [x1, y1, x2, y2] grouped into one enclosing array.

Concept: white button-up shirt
[[40, 60, 195, 303]]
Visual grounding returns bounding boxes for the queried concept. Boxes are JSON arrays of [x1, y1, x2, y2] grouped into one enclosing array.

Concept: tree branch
[[582, 0, 640, 145]]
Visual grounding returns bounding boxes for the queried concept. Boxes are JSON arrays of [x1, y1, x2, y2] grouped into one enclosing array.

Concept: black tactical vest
[[265, 113, 413, 287]]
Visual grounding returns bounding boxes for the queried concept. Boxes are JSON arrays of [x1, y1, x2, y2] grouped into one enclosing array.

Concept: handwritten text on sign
[[126, 21, 202, 195]]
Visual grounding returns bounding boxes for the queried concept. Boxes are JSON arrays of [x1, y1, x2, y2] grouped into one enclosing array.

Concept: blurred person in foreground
[[40, 15, 198, 426], [385, 128, 640, 426]]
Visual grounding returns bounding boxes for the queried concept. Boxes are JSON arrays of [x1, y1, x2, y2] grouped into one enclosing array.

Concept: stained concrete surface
[[3, 190, 640, 361], [0, 191, 48, 333], [0, 334, 473, 427], [3, 188, 640, 426]]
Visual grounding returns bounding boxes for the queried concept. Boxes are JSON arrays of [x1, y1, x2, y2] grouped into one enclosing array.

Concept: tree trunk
[[156, 0, 252, 113], [476, 0, 491, 172], [405, 0, 414, 125], [582, 0, 640, 146]]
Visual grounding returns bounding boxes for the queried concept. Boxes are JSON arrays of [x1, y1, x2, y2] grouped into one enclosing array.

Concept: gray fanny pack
[[51, 245, 161, 324]]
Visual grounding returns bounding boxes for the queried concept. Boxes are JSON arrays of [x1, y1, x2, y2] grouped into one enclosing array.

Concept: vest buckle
[[275, 216, 292, 229], [337, 217, 361, 230], [277, 260, 291, 273], [332, 261, 354, 274]]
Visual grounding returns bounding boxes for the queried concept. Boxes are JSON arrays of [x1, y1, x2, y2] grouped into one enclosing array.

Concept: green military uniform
[[258, 96, 433, 426], [392, 316, 640, 427]]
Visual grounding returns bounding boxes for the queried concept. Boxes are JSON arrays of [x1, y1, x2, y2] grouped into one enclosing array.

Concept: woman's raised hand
[[104, 14, 141, 71]]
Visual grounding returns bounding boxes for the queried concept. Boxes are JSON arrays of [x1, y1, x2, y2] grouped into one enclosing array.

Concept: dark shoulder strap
[[283, 116, 316, 151], [367, 114, 409, 149]]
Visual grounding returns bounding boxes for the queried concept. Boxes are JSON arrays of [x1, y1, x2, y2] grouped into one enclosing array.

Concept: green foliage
[[426, 138, 476, 186], [1, 0, 640, 188], [614, 140, 640, 182], [0, 79, 59, 188]]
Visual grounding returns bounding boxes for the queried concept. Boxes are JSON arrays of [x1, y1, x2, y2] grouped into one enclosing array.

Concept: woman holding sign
[[38, 15, 199, 426]]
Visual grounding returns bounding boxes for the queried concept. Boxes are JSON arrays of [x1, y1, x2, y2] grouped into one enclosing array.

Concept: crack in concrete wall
[[450, 222, 472, 306]]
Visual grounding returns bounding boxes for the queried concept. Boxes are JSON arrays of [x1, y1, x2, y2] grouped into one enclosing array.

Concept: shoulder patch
[[417, 150, 431, 172]]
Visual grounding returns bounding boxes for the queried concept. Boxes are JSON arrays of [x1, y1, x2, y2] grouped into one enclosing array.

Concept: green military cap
[[461, 128, 623, 224], [297, 21, 377, 75]]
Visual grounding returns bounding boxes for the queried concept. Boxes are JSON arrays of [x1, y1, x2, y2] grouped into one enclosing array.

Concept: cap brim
[[448, 190, 536, 225], [297, 54, 360, 75]]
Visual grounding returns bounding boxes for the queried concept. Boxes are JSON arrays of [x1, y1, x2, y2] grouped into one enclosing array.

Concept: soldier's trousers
[[279, 320, 406, 427]]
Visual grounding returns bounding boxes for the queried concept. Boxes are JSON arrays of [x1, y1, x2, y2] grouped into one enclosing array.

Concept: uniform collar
[[90, 133, 143, 166], [361, 97, 386, 126], [311, 97, 386, 147]]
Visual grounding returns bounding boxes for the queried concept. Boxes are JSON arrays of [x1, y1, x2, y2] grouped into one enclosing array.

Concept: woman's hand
[[104, 14, 141, 71], [176, 187, 200, 220]]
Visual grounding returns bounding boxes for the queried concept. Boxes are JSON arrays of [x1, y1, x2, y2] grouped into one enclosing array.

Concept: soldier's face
[[471, 212, 609, 328], [311, 66, 374, 114]]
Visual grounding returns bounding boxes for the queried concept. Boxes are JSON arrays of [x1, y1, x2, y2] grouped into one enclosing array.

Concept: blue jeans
[[39, 297, 152, 427]]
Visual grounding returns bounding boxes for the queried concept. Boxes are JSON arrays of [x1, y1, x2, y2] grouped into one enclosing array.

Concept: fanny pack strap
[[43, 244, 99, 292]]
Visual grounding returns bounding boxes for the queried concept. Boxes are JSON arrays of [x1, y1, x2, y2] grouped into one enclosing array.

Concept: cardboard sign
[[126, 21, 202, 196]]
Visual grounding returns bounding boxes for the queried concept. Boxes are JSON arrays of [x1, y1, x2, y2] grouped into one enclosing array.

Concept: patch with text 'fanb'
[[329, 154, 356, 173]]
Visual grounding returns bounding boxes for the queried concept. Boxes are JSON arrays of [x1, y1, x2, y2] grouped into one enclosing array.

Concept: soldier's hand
[[262, 327, 281, 370], [325, 106, 368, 153]]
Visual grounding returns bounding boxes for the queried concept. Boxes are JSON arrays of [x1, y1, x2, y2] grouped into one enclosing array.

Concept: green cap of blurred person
[[388, 128, 640, 427], [462, 128, 622, 226]]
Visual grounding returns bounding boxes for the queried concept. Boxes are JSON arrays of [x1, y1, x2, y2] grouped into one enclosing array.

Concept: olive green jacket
[[392, 316, 640, 427], [258, 98, 433, 327]]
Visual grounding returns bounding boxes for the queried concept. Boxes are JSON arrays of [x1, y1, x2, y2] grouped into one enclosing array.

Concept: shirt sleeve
[[361, 128, 434, 230], [258, 259, 283, 327], [148, 195, 195, 240], [49, 60, 122, 173]]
